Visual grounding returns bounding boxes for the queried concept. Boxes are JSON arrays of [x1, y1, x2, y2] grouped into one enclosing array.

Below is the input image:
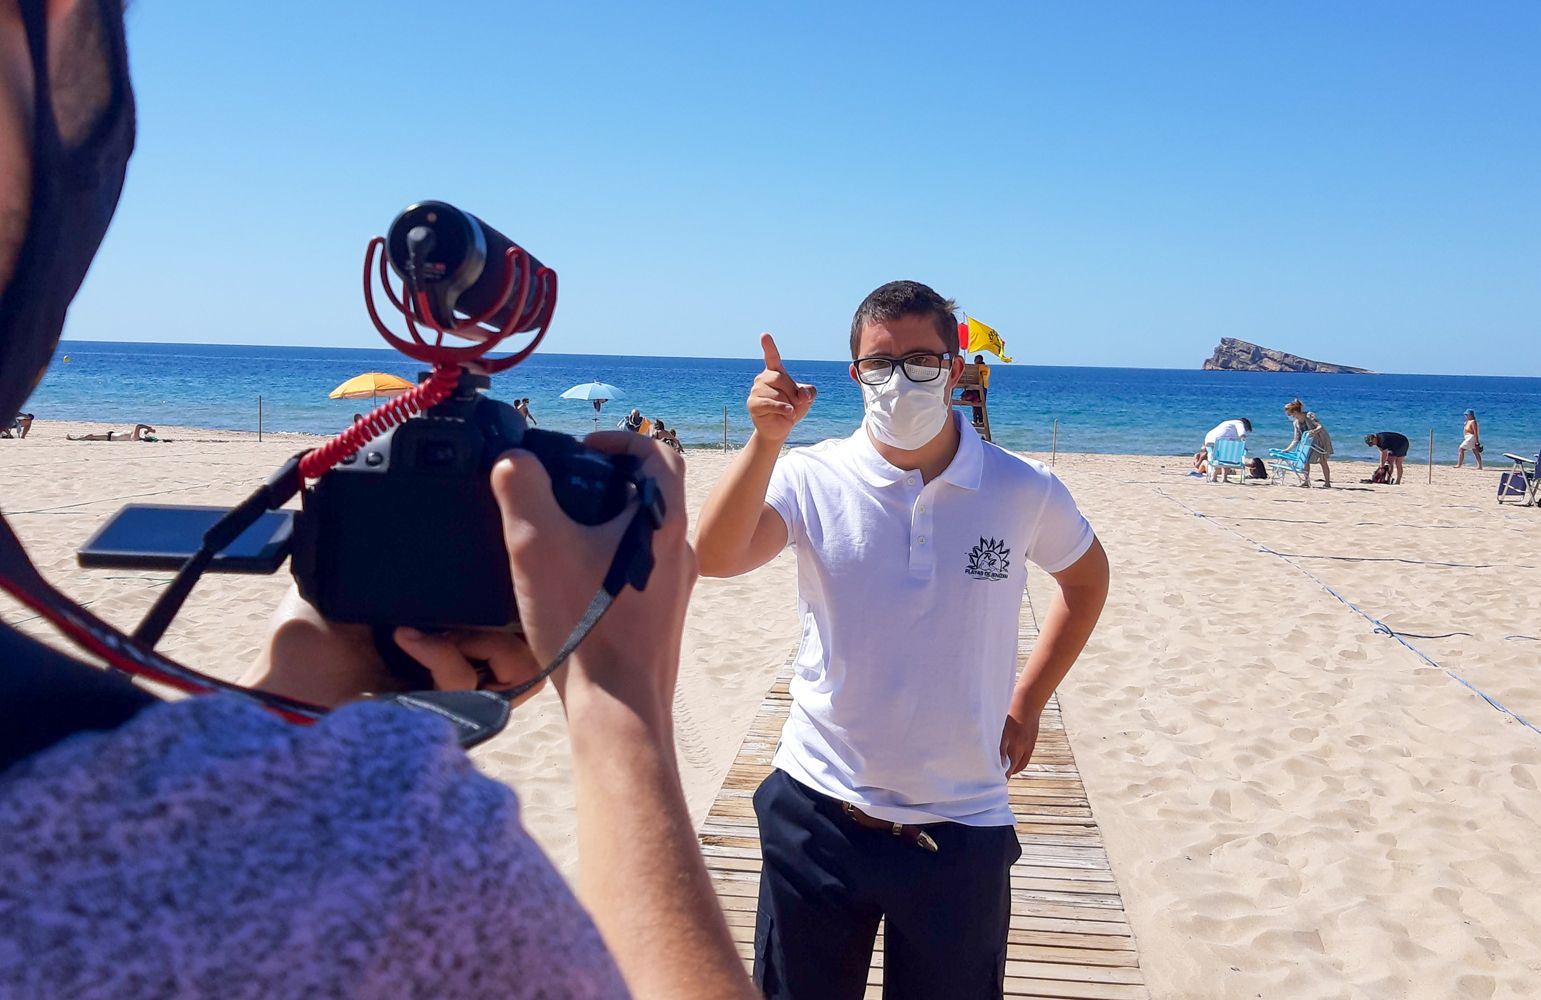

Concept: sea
[[23, 341, 1541, 465]]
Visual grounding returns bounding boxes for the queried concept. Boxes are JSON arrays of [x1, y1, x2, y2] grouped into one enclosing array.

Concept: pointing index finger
[[761, 332, 789, 376]]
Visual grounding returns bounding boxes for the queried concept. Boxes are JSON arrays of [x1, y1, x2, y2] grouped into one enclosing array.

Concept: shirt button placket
[[911, 480, 935, 577]]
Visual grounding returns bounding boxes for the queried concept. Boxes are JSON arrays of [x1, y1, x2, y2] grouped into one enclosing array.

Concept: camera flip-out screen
[[78, 504, 295, 574]]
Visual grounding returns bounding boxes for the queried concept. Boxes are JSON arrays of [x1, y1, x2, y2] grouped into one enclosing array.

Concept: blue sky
[[68, 1, 1539, 373]]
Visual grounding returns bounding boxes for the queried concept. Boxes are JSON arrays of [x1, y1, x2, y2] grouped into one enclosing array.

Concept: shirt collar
[[845, 411, 984, 491], [939, 411, 984, 490]]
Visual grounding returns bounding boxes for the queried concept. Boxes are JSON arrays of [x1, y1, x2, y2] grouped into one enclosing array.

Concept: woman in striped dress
[[1284, 398, 1334, 488]]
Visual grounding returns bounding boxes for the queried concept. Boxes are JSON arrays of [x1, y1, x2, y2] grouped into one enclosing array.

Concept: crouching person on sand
[[1366, 431, 1410, 485], [697, 280, 1110, 999]]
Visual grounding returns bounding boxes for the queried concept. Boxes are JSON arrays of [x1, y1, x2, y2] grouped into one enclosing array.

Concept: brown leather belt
[[840, 801, 939, 853]]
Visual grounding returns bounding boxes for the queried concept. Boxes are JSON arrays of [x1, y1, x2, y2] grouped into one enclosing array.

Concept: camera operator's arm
[[492, 434, 752, 1000], [696, 333, 813, 578]]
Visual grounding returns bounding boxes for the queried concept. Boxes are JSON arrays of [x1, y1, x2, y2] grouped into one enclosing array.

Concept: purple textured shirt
[[0, 695, 628, 998]]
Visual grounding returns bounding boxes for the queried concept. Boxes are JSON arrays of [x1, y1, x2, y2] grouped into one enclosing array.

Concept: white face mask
[[861, 371, 952, 450]]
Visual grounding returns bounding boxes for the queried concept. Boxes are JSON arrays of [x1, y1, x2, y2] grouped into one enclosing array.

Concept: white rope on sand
[[1154, 486, 1541, 739]]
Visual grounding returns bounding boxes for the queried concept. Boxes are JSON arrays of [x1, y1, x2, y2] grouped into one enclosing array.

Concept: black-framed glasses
[[854, 352, 952, 386]]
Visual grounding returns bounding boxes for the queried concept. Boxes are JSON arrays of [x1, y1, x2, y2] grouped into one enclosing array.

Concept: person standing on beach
[[971, 353, 990, 423], [1282, 399, 1333, 488], [697, 280, 1110, 999], [1366, 431, 1410, 484], [1458, 409, 1483, 469]]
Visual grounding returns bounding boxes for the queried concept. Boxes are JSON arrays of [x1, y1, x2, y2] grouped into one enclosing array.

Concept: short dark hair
[[849, 280, 957, 359], [1241, 417, 1253, 432]]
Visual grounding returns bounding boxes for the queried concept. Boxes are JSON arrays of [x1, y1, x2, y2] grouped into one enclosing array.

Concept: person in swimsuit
[[1457, 409, 1483, 469], [66, 423, 160, 442]]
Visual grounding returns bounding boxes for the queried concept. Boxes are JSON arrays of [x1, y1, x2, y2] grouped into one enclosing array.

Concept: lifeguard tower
[[951, 362, 992, 441]]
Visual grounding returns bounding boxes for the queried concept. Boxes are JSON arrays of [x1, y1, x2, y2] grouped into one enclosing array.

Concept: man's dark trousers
[[752, 768, 1021, 1000]]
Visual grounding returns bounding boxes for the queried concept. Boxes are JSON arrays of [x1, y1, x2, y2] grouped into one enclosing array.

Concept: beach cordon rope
[[1154, 486, 1541, 739]]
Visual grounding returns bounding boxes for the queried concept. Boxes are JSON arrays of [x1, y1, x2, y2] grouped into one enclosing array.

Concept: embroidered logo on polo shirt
[[965, 537, 1010, 581]]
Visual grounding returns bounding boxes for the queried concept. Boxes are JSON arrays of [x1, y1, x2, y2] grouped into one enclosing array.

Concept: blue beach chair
[[1268, 433, 1314, 485], [1497, 449, 1541, 506], [1207, 438, 1248, 482]]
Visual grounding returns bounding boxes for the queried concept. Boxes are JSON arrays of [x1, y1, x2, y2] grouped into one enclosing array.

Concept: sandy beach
[[3, 421, 1539, 998]]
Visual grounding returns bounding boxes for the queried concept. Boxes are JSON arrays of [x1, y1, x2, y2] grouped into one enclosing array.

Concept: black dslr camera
[[291, 369, 635, 628], [81, 203, 661, 635]]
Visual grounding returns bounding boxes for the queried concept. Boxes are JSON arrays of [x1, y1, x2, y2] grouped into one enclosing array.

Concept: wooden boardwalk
[[699, 620, 1148, 999]]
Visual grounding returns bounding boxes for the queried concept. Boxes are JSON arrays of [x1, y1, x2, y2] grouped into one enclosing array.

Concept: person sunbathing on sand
[[66, 423, 162, 442]]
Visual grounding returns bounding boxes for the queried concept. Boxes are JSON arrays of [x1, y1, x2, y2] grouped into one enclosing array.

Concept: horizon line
[[53, 338, 1525, 381]]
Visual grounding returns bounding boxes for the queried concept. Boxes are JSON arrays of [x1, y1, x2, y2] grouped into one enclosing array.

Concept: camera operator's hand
[[490, 432, 693, 727], [246, 593, 547, 709], [392, 627, 546, 708], [748, 332, 816, 446], [490, 434, 753, 999]]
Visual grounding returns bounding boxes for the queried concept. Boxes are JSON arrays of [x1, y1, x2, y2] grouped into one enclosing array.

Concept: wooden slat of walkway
[[700, 618, 1148, 999]]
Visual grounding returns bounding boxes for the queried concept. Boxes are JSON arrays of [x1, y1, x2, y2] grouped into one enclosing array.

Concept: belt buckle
[[842, 801, 939, 853]]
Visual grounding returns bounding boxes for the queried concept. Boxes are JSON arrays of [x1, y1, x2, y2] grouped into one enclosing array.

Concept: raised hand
[[748, 332, 816, 444]]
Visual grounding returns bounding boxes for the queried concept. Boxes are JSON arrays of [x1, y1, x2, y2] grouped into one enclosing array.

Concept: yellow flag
[[965, 316, 1013, 363]]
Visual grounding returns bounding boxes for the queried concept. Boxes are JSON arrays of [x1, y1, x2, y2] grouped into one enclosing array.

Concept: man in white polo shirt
[[698, 280, 1109, 999]]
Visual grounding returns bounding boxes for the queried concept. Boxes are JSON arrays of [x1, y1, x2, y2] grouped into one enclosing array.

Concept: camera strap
[[0, 506, 327, 721]]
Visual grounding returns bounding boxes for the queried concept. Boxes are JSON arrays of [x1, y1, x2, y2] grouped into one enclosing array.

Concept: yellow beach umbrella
[[328, 372, 414, 405]]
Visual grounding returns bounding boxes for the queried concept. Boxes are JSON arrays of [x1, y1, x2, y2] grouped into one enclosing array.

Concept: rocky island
[[1202, 338, 1371, 374]]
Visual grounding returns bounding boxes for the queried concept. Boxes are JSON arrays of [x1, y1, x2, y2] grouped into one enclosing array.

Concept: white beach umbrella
[[561, 381, 624, 430]]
